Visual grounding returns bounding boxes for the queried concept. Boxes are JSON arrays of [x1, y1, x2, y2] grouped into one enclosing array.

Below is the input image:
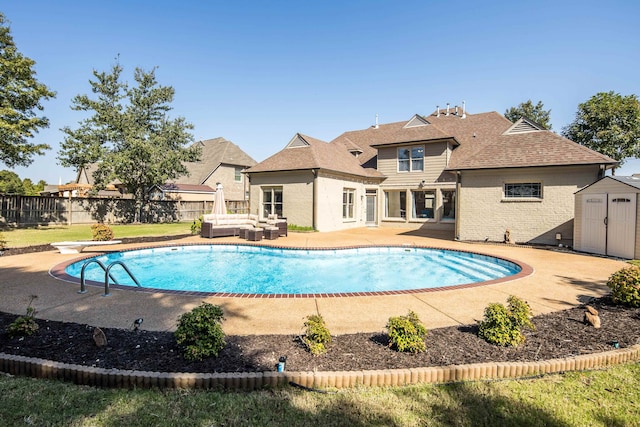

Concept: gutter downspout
[[245, 172, 251, 215], [312, 169, 318, 230], [455, 171, 461, 240]]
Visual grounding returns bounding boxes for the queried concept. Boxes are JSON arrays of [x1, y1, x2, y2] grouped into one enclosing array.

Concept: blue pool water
[[64, 245, 521, 295]]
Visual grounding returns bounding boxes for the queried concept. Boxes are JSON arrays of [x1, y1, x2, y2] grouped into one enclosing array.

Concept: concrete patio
[[0, 228, 628, 336]]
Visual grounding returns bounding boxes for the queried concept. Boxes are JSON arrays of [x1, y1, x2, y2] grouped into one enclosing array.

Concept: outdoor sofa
[[200, 213, 287, 239]]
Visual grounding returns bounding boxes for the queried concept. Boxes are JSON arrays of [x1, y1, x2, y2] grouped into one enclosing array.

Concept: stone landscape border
[[2, 345, 638, 391]]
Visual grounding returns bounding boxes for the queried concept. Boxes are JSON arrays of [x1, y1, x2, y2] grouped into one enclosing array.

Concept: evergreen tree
[[0, 12, 56, 167], [58, 60, 200, 221]]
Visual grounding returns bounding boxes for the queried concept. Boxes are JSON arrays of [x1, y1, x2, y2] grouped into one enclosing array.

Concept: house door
[[581, 194, 607, 255], [365, 193, 377, 225], [606, 193, 636, 259]]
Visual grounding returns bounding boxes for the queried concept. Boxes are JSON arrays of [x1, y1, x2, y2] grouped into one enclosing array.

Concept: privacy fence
[[0, 195, 248, 227]]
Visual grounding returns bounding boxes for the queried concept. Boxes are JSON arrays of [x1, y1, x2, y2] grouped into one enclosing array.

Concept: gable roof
[[175, 137, 257, 184], [157, 183, 215, 193], [245, 134, 384, 178], [575, 175, 640, 194], [330, 114, 454, 167], [247, 109, 617, 178], [430, 112, 617, 170]]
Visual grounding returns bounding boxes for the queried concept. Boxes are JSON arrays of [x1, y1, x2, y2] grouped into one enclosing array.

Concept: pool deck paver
[[0, 228, 628, 335]]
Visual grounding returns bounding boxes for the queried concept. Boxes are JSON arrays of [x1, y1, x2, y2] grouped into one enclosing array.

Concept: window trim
[[262, 187, 283, 219], [234, 167, 243, 182], [342, 188, 355, 220], [397, 145, 424, 173]]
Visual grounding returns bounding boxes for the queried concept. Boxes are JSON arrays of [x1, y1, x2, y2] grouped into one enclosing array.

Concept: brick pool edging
[[2, 345, 638, 391]]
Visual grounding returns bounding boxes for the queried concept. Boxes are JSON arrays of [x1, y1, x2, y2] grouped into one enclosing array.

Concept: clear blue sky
[[3, 0, 640, 184]]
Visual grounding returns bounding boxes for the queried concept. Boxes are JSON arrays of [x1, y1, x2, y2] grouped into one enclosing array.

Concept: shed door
[[607, 193, 636, 259], [581, 194, 607, 255]]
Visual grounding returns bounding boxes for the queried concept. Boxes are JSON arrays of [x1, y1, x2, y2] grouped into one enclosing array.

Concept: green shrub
[[607, 266, 640, 307], [191, 215, 203, 235], [7, 296, 39, 338], [386, 310, 428, 353], [478, 295, 535, 347], [174, 302, 226, 361], [91, 223, 114, 241], [302, 314, 332, 355]]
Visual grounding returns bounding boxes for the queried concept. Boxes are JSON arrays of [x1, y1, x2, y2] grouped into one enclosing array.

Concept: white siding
[[315, 175, 368, 231]]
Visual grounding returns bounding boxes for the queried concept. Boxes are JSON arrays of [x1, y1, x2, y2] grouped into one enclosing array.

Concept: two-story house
[[75, 137, 257, 203], [245, 107, 616, 245]]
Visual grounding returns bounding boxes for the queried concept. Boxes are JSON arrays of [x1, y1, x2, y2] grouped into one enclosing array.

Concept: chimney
[[436, 105, 440, 117], [462, 100, 466, 119], [446, 103, 450, 116], [374, 113, 379, 129], [455, 105, 459, 115]]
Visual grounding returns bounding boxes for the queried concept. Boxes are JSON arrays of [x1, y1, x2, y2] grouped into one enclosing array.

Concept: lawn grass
[[1, 363, 638, 426], [1, 223, 192, 248]]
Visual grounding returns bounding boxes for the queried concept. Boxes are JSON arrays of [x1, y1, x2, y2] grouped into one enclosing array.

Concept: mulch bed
[[1, 297, 638, 373], [2, 239, 639, 373]]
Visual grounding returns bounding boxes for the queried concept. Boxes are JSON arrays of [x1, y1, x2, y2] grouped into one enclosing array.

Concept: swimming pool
[[56, 244, 524, 296]]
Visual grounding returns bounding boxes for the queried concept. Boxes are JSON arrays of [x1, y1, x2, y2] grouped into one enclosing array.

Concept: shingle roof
[[432, 112, 617, 170], [330, 114, 454, 167], [175, 137, 257, 184], [247, 110, 617, 177], [159, 183, 215, 193], [245, 134, 384, 178]]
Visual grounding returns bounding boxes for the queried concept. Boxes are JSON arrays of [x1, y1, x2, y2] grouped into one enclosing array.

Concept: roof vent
[[462, 101, 466, 119], [374, 113, 379, 129], [446, 103, 450, 116], [436, 105, 440, 117]]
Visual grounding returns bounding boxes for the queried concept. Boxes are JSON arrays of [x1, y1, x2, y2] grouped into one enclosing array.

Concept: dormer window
[[398, 146, 424, 172], [349, 149, 363, 158]]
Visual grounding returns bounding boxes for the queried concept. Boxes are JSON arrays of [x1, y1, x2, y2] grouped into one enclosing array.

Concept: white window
[[342, 188, 355, 219], [234, 167, 242, 182], [398, 146, 424, 172], [504, 183, 542, 199], [411, 190, 435, 219], [384, 190, 406, 219], [441, 189, 456, 220], [262, 187, 283, 218]]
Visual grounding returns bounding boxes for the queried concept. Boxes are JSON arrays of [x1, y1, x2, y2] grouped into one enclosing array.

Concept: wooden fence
[[0, 195, 248, 227]]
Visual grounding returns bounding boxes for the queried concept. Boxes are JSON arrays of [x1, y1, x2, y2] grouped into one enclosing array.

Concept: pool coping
[[49, 242, 534, 298], [2, 345, 638, 390]]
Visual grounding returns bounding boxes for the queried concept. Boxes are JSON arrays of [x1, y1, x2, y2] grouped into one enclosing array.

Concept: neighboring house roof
[[157, 183, 215, 193], [75, 137, 257, 188], [175, 137, 257, 185], [246, 134, 385, 179]]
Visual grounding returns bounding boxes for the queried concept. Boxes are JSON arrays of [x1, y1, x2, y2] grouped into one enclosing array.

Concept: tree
[[0, 170, 46, 194], [562, 91, 640, 172], [58, 61, 200, 221], [504, 100, 552, 129], [0, 170, 23, 193], [0, 13, 56, 167]]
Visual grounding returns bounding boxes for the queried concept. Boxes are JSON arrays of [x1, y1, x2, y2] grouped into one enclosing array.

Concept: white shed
[[574, 176, 640, 259]]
